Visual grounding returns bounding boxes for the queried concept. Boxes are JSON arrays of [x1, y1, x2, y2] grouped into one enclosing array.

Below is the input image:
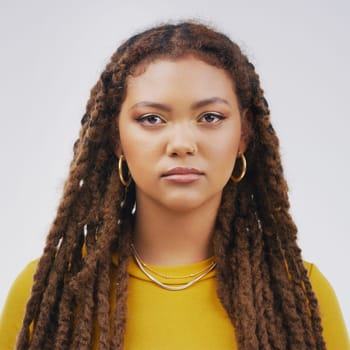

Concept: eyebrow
[[129, 97, 230, 112], [191, 97, 230, 109]]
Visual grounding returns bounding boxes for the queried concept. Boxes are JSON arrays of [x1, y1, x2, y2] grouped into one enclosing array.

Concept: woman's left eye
[[198, 112, 225, 124]]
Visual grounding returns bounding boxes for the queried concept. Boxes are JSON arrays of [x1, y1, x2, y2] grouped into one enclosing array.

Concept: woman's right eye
[[135, 114, 164, 126]]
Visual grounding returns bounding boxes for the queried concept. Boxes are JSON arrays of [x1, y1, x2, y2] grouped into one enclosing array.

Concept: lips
[[162, 167, 203, 176], [161, 167, 204, 183]]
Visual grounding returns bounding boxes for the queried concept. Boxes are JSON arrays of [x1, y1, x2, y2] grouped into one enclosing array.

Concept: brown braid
[[17, 21, 326, 349]]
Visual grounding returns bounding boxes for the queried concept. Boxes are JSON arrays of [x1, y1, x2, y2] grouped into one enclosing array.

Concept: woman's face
[[117, 56, 245, 212]]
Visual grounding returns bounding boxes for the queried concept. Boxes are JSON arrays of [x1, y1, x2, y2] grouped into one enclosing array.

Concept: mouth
[[161, 167, 204, 183]]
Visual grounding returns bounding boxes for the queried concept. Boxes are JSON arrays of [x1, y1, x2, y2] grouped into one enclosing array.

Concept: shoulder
[[304, 261, 349, 349], [0, 259, 39, 350], [6, 259, 39, 298], [1, 259, 38, 308]]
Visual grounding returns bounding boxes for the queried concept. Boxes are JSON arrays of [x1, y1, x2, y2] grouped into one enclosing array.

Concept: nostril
[[167, 145, 197, 157]]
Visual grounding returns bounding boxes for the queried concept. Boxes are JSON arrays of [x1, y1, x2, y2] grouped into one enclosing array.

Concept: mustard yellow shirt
[[0, 258, 349, 349]]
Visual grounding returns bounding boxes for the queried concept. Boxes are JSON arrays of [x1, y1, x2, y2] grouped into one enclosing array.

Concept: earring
[[231, 152, 247, 183], [118, 155, 132, 186]]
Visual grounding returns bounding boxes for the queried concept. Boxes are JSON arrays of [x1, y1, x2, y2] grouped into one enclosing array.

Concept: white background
[[0, 0, 349, 332]]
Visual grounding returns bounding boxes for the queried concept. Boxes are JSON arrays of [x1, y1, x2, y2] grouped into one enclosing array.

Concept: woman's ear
[[239, 109, 253, 153], [115, 144, 123, 158], [108, 119, 123, 157]]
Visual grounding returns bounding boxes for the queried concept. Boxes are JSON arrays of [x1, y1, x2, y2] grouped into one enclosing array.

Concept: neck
[[133, 195, 221, 266]]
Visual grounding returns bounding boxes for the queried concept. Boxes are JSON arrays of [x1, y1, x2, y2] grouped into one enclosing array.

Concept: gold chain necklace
[[131, 244, 216, 291], [131, 244, 216, 279]]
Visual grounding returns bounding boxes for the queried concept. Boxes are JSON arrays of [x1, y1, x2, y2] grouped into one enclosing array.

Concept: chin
[[166, 201, 203, 212], [161, 194, 218, 213]]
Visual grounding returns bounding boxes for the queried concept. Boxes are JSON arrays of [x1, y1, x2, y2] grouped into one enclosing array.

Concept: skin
[[117, 56, 246, 265]]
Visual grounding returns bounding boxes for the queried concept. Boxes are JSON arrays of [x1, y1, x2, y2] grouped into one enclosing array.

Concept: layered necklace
[[131, 244, 216, 291]]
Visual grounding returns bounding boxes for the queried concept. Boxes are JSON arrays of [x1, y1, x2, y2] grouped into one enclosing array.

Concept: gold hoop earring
[[118, 155, 132, 186], [231, 152, 247, 183]]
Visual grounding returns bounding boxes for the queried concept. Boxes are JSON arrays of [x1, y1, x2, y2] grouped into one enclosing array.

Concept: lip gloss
[[161, 167, 204, 183], [162, 173, 202, 183]]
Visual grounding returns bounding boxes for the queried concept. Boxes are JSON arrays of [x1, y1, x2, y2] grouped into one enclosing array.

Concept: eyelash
[[135, 112, 226, 126], [198, 112, 225, 124], [135, 114, 164, 125]]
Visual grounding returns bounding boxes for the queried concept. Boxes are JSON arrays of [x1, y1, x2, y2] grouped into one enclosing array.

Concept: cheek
[[121, 132, 158, 162], [118, 123, 140, 169], [213, 143, 237, 173], [118, 120, 140, 155], [118, 124, 158, 182], [208, 122, 241, 154], [207, 127, 241, 178]]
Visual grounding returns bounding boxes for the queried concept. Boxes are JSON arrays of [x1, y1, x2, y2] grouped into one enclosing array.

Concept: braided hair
[[16, 21, 326, 349]]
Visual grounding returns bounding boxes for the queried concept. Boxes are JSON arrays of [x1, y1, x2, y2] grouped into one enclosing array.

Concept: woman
[[0, 21, 348, 349]]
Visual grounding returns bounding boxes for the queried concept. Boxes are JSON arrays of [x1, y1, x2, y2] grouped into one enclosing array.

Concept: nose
[[166, 123, 198, 157]]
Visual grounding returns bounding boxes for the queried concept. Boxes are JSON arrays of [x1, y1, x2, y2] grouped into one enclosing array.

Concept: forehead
[[124, 56, 237, 104]]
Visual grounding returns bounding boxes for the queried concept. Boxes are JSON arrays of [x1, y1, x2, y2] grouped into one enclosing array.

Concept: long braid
[[232, 191, 259, 349], [95, 260, 112, 349], [247, 200, 271, 349], [54, 277, 76, 349], [277, 211, 318, 348], [258, 240, 287, 349], [212, 184, 237, 320], [71, 269, 96, 349]]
